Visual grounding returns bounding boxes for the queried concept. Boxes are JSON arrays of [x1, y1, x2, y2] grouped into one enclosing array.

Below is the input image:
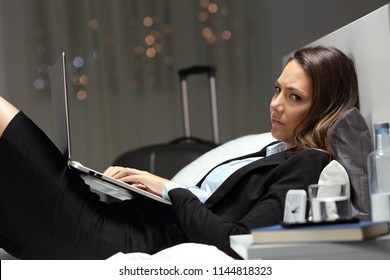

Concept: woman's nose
[[270, 93, 283, 111]]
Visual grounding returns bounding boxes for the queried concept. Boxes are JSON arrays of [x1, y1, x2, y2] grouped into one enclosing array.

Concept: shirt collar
[[266, 142, 288, 156]]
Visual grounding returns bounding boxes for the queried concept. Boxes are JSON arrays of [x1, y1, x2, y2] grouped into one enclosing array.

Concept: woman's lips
[[272, 118, 285, 126]]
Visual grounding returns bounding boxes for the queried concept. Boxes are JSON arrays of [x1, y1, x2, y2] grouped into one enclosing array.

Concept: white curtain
[[0, 0, 270, 171]]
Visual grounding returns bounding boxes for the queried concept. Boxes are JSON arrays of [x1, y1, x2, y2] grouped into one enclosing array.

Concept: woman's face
[[270, 59, 313, 147]]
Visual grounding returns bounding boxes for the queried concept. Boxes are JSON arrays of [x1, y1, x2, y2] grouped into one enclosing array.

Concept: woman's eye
[[290, 94, 302, 101], [274, 86, 281, 94]]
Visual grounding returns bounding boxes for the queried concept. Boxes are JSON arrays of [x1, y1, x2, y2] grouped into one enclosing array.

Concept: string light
[[143, 16, 153, 27], [76, 90, 88, 101], [208, 3, 218, 13], [198, 1, 237, 44], [79, 75, 88, 85], [32, 2, 240, 97], [88, 19, 99, 29], [198, 11, 208, 22], [200, 0, 210, 9], [145, 35, 155, 46], [221, 30, 232, 40], [73, 56, 85, 68], [146, 47, 157, 58], [163, 24, 173, 34], [134, 45, 144, 55], [164, 55, 174, 65]]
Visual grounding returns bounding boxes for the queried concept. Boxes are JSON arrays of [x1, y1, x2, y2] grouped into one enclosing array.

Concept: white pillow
[[108, 243, 233, 260], [171, 133, 276, 187]]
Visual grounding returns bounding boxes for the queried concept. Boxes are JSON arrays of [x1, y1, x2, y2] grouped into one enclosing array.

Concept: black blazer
[[167, 146, 329, 258]]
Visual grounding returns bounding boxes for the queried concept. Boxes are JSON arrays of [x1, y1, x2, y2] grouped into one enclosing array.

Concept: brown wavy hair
[[287, 46, 359, 156]]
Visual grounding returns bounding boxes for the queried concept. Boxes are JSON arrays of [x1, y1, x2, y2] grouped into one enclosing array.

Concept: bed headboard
[[285, 4, 390, 136]]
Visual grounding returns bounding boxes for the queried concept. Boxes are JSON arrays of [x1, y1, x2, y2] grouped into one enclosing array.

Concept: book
[[230, 233, 390, 260], [251, 220, 390, 244]]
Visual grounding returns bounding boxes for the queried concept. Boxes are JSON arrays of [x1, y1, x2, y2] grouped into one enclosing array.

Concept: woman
[[0, 46, 359, 259]]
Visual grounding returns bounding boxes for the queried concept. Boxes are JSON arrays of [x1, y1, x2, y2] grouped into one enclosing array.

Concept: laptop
[[49, 52, 171, 205]]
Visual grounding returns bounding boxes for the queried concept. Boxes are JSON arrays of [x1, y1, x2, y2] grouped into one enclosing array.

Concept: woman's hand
[[103, 166, 169, 197]]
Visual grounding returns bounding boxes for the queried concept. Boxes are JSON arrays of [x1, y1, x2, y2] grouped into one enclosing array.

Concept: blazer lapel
[[195, 153, 261, 188], [203, 149, 296, 208], [196, 143, 277, 187]]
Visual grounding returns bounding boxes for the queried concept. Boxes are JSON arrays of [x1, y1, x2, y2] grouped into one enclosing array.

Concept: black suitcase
[[113, 65, 220, 179]]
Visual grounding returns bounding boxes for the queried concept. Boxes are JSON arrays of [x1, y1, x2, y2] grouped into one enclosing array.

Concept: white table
[[230, 234, 390, 259]]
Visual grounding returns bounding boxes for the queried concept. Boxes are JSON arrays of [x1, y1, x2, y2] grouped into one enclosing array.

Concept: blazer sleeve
[[167, 149, 329, 257]]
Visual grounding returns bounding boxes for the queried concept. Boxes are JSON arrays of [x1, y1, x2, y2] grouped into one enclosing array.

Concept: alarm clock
[[283, 189, 307, 224]]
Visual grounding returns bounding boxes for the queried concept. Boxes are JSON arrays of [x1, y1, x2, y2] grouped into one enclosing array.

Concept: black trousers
[[0, 112, 181, 259]]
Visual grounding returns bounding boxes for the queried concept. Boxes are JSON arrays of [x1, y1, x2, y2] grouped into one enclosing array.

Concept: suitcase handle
[[178, 65, 216, 80], [178, 65, 220, 144]]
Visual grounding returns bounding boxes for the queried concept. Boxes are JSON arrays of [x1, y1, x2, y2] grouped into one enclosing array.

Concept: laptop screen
[[49, 52, 72, 160]]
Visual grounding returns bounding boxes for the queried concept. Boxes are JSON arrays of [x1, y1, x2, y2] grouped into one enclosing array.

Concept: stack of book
[[251, 220, 390, 244]]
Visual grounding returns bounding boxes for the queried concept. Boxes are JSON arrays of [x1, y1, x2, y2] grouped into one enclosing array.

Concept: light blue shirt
[[162, 142, 288, 203]]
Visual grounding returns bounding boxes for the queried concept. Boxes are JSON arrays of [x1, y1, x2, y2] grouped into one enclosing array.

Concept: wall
[[262, 0, 390, 91]]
